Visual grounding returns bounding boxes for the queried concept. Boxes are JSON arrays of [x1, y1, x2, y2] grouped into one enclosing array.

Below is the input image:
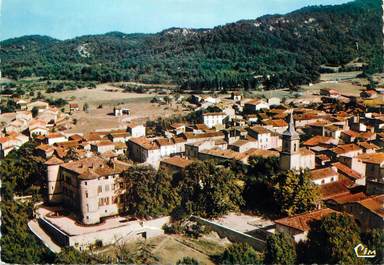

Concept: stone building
[[280, 112, 315, 171], [45, 156, 130, 225]]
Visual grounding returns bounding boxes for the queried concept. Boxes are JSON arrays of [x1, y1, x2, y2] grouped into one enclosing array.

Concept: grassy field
[[97, 233, 230, 265]]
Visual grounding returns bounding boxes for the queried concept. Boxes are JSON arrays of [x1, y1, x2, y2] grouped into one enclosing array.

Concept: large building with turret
[[280, 112, 315, 171], [45, 156, 130, 225]]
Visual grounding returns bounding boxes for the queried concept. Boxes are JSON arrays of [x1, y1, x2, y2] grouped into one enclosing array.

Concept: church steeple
[[282, 110, 300, 154]]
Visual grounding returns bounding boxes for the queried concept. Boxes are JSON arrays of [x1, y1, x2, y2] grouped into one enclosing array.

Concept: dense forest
[[1, 0, 382, 90]]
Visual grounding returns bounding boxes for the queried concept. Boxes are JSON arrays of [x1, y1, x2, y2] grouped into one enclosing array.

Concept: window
[[331, 177, 334, 182], [105, 185, 109, 192], [85, 192, 88, 198], [321, 179, 325, 184], [98, 186, 102, 193], [84, 181, 87, 186]]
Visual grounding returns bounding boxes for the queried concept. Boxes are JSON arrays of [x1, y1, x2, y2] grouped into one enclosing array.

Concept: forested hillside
[[1, 0, 382, 90]]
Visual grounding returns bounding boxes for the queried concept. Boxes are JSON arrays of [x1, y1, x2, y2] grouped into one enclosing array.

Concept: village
[[0, 72, 384, 263]]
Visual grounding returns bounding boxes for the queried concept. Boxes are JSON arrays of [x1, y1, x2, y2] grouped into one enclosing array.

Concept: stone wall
[[191, 216, 266, 251]]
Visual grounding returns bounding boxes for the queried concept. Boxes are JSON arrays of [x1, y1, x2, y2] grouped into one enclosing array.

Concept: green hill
[[0, 0, 382, 90]]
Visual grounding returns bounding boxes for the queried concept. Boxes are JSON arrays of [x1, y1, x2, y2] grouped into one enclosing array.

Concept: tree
[[361, 229, 384, 264], [122, 165, 180, 218], [54, 247, 93, 264], [31, 106, 39, 118], [305, 213, 363, 264], [179, 160, 244, 218], [219, 243, 262, 265], [176, 257, 199, 265], [273, 170, 320, 216], [264, 232, 297, 265], [0, 200, 55, 264], [83, 102, 89, 112]]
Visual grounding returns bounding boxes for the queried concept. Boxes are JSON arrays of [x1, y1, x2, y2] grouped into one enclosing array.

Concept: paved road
[[28, 220, 62, 253]]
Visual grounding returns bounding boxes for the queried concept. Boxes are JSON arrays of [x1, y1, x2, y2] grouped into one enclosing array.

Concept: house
[[244, 99, 270, 113], [169, 123, 186, 135], [91, 140, 116, 154], [27, 100, 49, 112], [128, 137, 161, 168], [329, 144, 363, 159], [16, 99, 28, 110], [309, 167, 339, 185], [360, 90, 378, 99], [107, 131, 130, 143], [45, 133, 68, 145], [231, 92, 242, 101], [15, 110, 32, 122], [198, 148, 279, 165], [267, 97, 281, 107], [202, 112, 227, 129], [356, 153, 384, 183], [246, 126, 281, 150], [320, 88, 340, 98], [45, 156, 130, 224], [185, 140, 225, 158], [127, 123, 146, 137], [275, 208, 339, 242], [114, 106, 130, 116], [332, 162, 365, 186], [69, 103, 79, 112], [5, 119, 28, 133], [262, 119, 288, 134], [341, 195, 384, 231], [160, 156, 193, 174], [0, 133, 29, 158]]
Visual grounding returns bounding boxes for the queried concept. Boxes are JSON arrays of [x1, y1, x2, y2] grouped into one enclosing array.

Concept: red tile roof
[[275, 208, 339, 232]]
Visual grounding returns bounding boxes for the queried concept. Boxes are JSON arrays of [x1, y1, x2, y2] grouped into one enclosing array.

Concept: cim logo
[[354, 243, 376, 258]]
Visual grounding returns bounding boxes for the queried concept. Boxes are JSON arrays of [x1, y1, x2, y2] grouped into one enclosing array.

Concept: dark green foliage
[[243, 156, 280, 213], [264, 232, 297, 265], [54, 247, 94, 264], [305, 213, 363, 264], [0, 200, 55, 264], [273, 170, 320, 216], [361, 229, 384, 264], [177, 257, 200, 265], [0, 142, 46, 196], [122, 165, 180, 218], [219, 243, 263, 265], [178, 160, 244, 218], [1, 0, 381, 89]]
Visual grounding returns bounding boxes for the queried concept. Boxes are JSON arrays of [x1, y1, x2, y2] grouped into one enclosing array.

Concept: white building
[[202, 112, 227, 129]]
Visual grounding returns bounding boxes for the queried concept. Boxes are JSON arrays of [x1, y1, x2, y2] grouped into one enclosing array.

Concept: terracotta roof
[[332, 162, 364, 180], [161, 156, 193, 168], [46, 133, 65, 139], [320, 181, 350, 200], [194, 123, 210, 131], [36, 144, 54, 152], [129, 137, 159, 150], [275, 208, 338, 232], [328, 192, 368, 204], [342, 130, 360, 138], [182, 131, 224, 140], [60, 157, 129, 180], [357, 195, 384, 218], [357, 153, 384, 165], [331, 144, 361, 155], [69, 103, 79, 108], [310, 167, 338, 181], [248, 126, 271, 135], [357, 141, 379, 150], [303, 135, 334, 146], [45, 156, 64, 165], [202, 112, 226, 116], [94, 140, 115, 147], [68, 134, 84, 141]]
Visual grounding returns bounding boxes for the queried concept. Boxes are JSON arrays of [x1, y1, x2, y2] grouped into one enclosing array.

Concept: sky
[[1, 0, 351, 40]]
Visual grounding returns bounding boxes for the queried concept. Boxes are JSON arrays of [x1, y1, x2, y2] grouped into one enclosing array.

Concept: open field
[[300, 80, 365, 96], [98, 233, 229, 265], [319, 71, 362, 81]]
